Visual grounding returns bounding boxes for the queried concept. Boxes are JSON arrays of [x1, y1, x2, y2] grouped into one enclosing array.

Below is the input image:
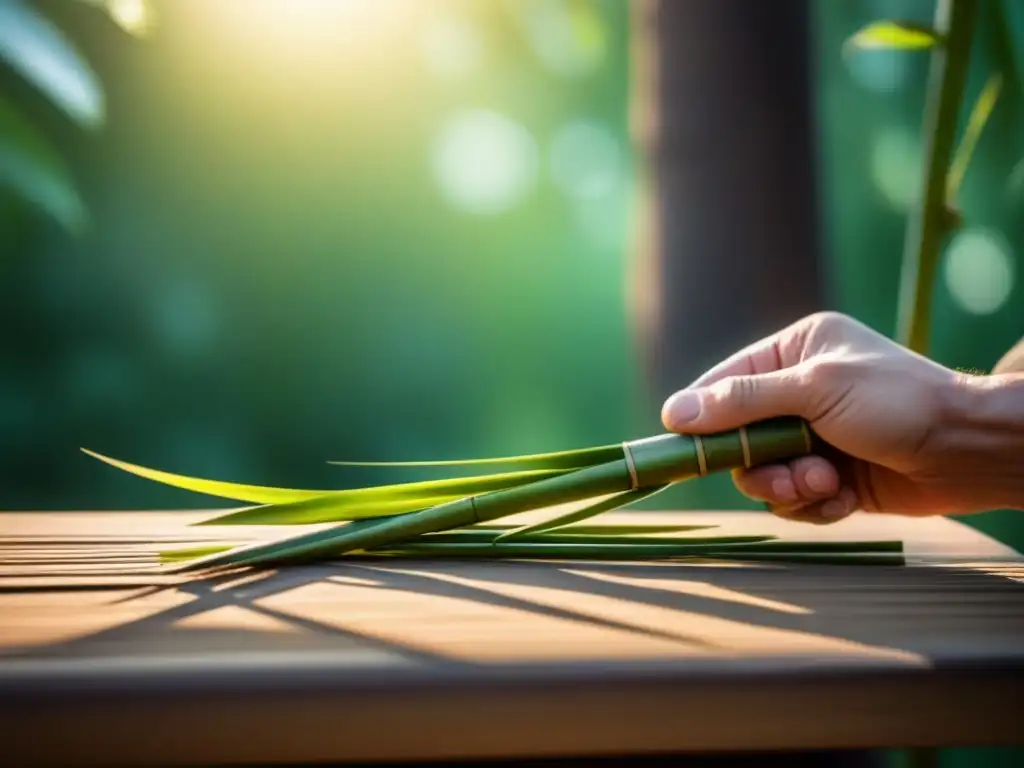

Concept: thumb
[[661, 368, 811, 434]]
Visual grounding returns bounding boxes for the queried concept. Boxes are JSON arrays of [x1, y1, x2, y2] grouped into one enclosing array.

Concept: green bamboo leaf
[[328, 443, 623, 471], [947, 72, 1003, 202], [844, 20, 943, 51], [82, 447, 331, 505], [0, 94, 86, 232], [82, 447, 571, 515], [0, 0, 104, 129], [495, 484, 668, 541], [194, 468, 573, 525], [159, 544, 233, 564]]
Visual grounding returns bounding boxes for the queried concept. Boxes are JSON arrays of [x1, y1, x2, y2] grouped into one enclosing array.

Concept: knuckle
[[807, 310, 849, 330], [804, 356, 848, 388]]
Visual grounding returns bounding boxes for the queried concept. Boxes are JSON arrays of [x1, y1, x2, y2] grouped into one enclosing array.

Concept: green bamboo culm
[[84, 415, 911, 575], [895, 0, 977, 354], [164, 417, 814, 573]]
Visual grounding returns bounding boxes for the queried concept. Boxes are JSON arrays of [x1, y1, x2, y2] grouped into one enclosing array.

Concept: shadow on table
[[16, 556, 1024, 668]]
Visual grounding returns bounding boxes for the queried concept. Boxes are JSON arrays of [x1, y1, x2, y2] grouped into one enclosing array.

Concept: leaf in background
[[0, 94, 86, 232], [1008, 154, 1024, 199], [0, 0, 104, 130], [947, 72, 1003, 202], [844, 20, 943, 51], [328, 442, 623, 471]]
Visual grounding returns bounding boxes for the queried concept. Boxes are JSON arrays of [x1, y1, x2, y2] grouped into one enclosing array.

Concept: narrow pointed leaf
[[0, 0, 104, 129], [845, 20, 943, 51], [947, 72, 1002, 201], [495, 484, 669, 541], [197, 498, 436, 526], [328, 443, 623, 471], [195, 468, 572, 525], [159, 544, 233, 564], [82, 447, 572, 514], [82, 447, 331, 505]]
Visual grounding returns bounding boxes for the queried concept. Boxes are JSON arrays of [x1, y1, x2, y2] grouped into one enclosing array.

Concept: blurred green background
[[1, 0, 1021, 524], [1, 0, 1022, 764]]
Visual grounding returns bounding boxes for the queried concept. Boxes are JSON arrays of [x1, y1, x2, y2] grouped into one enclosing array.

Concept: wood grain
[[1, 509, 1022, 764]]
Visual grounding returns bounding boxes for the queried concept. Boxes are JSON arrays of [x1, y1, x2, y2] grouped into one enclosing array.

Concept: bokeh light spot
[[521, 0, 606, 78], [105, 0, 155, 37], [421, 15, 483, 81], [548, 119, 620, 201], [870, 127, 921, 209], [432, 108, 539, 215], [943, 229, 1015, 315]]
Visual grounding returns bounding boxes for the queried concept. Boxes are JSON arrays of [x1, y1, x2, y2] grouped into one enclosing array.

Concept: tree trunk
[[628, 0, 826, 406]]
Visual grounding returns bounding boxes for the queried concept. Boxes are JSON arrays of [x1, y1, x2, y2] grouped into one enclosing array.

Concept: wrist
[[940, 372, 1024, 511]]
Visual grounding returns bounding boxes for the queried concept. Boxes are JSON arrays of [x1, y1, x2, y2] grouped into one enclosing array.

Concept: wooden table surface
[[1, 507, 1023, 766]]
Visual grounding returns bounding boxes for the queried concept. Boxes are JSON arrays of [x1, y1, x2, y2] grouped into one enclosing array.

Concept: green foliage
[[0, 92, 86, 232], [328, 442, 624, 471], [83, 446, 582, 523], [948, 73, 1003, 203], [0, 0, 149, 232], [844, 20, 943, 51]]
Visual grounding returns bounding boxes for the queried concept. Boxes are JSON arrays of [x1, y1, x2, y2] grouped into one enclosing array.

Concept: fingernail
[[664, 391, 701, 426], [821, 497, 848, 519], [806, 467, 831, 494], [771, 476, 798, 503]]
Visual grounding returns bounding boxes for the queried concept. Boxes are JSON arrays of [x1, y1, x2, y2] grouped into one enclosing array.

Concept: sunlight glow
[[422, 15, 484, 82], [105, 0, 154, 37], [200, 0, 410, 58], [432, 109, 539, 215]]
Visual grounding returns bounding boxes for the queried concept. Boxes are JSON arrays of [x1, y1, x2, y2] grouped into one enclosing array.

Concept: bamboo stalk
[[895, 0, 977, 353], [167, 418, 813, 573]]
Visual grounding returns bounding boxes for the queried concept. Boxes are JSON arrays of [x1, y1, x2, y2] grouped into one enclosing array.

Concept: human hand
[[661, 312, 1024, 523]]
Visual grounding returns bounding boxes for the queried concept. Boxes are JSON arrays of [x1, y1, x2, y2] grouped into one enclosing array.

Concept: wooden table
[[1, 508, 1022, 766]]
